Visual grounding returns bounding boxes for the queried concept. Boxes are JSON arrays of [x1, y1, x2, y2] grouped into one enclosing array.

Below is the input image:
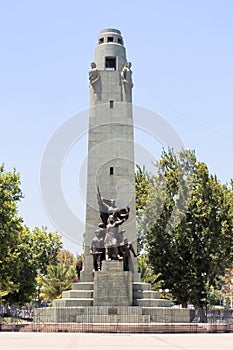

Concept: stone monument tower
[[34, 29, 192, 325], [82, 28, 138, 281]]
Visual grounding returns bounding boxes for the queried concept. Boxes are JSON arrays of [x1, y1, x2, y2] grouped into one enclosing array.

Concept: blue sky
[[1, 1, 233, 255]]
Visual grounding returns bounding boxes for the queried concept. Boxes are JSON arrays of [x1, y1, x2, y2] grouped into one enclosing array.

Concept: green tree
[[135, 164, 151, 252], [36, 249, 77, 303], [57, 248, 79, 281], [135, 164, 150, 216], [6, 226, 38, 304], [30, 226, 63, 274], [137, 254, 162, 290], [0, 165, 23, 298], [136, 149, 233, 308], [38, 263, 75, 302], [5, 226, 63, 305], [0, 165, 64, 304], [57, 249, 76, 267]]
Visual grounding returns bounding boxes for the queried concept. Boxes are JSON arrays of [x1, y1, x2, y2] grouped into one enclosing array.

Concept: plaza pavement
[[0, 332, 233, 350]]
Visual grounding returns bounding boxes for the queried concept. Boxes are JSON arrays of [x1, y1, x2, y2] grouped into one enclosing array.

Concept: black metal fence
[[1, 305, 233, 333], [207, 308, 233, 324]]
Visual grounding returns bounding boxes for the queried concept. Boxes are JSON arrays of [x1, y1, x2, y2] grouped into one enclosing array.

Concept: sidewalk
[[0, 332, 233, 350]]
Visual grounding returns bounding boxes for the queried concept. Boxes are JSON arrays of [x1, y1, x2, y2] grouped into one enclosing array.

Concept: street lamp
[[159, 288, 170, 298], [230, 279, 233, 309], [35, 286, 44, 307]]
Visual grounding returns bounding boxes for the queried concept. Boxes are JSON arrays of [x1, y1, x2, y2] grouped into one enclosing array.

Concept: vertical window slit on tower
[[110, 101, 114, 108], [110, 167, 114, 175]]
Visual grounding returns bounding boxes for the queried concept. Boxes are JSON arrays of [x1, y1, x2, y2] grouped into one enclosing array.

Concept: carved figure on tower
[[89, 61, 101, 99]]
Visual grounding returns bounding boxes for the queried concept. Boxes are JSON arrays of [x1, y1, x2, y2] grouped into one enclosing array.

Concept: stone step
[[76, 314, 150, 323], [133, 289, 160, 300], [62, 290, 93, 299], [142, 290, 160, 299], [137, 298, 171, 307], [53, 298, 93, 307], [133, 282, 152, 292], [72, 282, 94, 290]]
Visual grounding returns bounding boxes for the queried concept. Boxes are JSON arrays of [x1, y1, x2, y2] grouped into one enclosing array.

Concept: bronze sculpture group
[[90, 187, 137, 272]]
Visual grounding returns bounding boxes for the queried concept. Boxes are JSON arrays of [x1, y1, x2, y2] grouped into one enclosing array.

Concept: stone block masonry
[[94, 260, 132, 306]]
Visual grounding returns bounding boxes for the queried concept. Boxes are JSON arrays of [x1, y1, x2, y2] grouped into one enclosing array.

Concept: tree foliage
[[57, 249, 76, 267], [36, 250, 80, 303], [136, 149, 233, 307], [137, 254, 162, 291], [38, 263, 76, 302], [0, 165, 23, 297], [29, 226, 63, 275], [0, 164, 64, 304], [5, 226, 63, 304]]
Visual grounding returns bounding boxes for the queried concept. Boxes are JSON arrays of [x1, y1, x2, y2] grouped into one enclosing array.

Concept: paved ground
[[0, 332, 233, 350]]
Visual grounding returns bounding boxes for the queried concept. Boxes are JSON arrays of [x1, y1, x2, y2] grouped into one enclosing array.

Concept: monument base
[[34, 261, 193, 324]]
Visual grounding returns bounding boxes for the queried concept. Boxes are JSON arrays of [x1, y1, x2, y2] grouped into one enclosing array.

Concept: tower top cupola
[[95, 28, 127, 71], [98, 28, 124, 46]]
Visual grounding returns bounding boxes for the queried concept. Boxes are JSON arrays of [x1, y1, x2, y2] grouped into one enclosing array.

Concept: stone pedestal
[[94, 260, 132, 306]]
